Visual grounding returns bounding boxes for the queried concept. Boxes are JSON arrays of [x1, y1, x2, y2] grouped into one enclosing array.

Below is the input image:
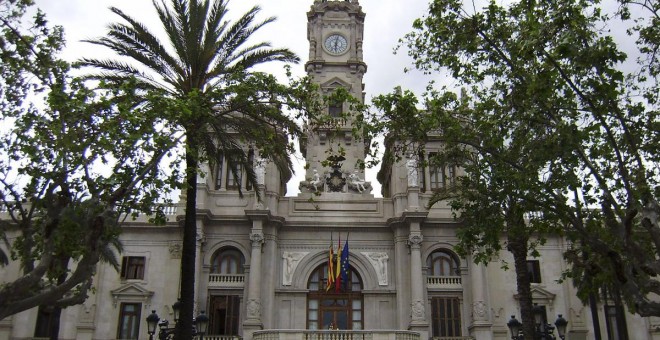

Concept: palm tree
[[80, 0, 300, 338]]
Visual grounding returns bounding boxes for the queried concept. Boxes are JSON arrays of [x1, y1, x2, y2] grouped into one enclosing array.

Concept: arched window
[[210, 248, 245, 274], [307, 263, 363, 330], [427, 250, 459, 276]]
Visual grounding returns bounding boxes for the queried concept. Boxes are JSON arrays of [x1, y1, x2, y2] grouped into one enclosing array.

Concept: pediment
[[111, 283, 154, 307], [514, 286, 556, 305], [320, 77, 352, 91]]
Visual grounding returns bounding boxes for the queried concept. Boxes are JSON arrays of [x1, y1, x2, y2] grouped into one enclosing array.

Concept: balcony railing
[[427, 276, 462, 290], [209, 274, 245, 288], [254, 330, 420, 340], [431, 337, 475, 340], [200, 336, 242, 340]]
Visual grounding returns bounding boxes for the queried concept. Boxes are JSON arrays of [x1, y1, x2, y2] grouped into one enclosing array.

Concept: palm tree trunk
[[176, 136, 199, 340]]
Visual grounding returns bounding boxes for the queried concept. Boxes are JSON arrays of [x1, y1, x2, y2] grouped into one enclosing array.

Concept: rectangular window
[[447, 165, 456, 186], [329, 102, 343, 117], [226, 163, 242, 189], [34, 306, 55, 338], [215, 156, 224, 190], [117, 303, 141, 340], [605, 305, 629, 340], [210, 295, 241, 336], [429, 153, 445, 191], [418, 152, 426, 192], [431, 297, 462, 337], [526, 260, 542, 283], [120, 256, 145, 280]]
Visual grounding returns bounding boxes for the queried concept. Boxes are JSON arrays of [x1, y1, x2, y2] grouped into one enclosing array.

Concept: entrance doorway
[[209, 295, 240, 336]]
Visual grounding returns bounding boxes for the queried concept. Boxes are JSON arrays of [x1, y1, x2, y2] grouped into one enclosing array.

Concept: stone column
[[245, 231, 264, 325], [404, 211, 429, 340], [469, 261, 493, 338], [244, 210, 270, 340], [409, 233, 426, 324]]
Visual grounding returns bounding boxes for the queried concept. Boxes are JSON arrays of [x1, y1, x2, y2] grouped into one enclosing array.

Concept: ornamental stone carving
[[473, 301, 488, 320], [168, 242, 182, 259], [282, 252, 308, 286], [408, 234, 423, 247], [411, 300, 425, 319], [362, 252, 389, 285], [247, 299, 261, 319], [250, 232, 264, 246]]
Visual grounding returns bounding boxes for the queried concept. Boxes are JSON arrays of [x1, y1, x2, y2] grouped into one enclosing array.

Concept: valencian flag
[[326, 234, 335, 291], [340, 238, 350, 291], [335, 235, 342, 292]]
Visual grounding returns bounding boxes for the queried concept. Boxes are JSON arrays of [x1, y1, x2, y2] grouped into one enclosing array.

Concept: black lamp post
[[146, 310, 159, 340], [507, 315, 523, 340], [555, 314, 568, 340], [507, 313, 569, 340], [146, 300, 209, 340], [195, 311, 210, 340]]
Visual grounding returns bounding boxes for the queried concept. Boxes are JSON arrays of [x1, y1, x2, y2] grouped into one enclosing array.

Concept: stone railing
[[431, 337, 474, 340], [200, 336, 242, 340], [209, 274, 245, 288], [427, 276, 462, 290], [254, 330, 420, 340]]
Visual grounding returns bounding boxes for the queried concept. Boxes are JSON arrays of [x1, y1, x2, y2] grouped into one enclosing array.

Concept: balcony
[[426, 276, 462, 290], [208, 274, 245, 288], [253, 330, 420, 340]]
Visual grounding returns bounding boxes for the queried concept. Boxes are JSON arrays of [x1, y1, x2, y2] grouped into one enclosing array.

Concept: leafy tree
[[79, 0, 311, 338], [372, 0, 659, 336], [0, 0, 177, 323]]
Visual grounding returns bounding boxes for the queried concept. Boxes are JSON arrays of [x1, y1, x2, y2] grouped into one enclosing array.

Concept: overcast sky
[[32, 0, 442, 196]]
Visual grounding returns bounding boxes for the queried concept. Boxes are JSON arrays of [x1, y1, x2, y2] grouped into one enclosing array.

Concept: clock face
[[324, 34, 348, 54]]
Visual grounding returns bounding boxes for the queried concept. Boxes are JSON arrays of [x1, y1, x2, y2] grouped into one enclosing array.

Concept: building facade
[[1, 1, 659, 339]]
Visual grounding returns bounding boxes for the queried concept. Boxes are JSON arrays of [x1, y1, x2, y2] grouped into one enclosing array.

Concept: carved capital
[[250, 232, 264, 245], [408, 234, 423, 248]]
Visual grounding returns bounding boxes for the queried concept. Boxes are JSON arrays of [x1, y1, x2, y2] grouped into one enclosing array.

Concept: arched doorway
[[307, 263, 363, 330]]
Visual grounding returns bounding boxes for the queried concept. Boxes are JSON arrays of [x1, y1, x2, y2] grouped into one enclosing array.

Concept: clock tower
[[300, 0, 369, 194]]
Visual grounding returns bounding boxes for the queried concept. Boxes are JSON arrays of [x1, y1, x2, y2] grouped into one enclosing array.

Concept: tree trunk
[[508, 214, 535, 340], [48, 257, 69, 340], [176, 136, 199, 340]]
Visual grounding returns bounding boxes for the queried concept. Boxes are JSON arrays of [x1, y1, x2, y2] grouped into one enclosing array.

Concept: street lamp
[[554, 314, 568, 340], [172, 299, 182, 323], [146, 301, 209, 340], [507, 313, 568, 340], [146, 310, 159, 340], [195, 311, 210, 339], [507, 315, 522, 340]]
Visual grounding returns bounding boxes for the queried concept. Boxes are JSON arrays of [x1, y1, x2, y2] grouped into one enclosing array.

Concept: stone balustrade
[[200, 336, 242, 340], [426, 276, 462, 290], [209, 274, 245, 288], [253, 330, 420, 340]]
